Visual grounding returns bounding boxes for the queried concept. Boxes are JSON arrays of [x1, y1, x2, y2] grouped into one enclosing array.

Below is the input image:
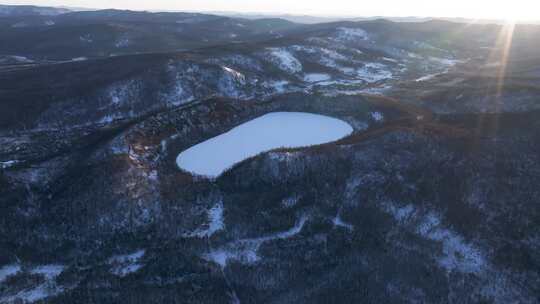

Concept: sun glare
[[495, 2, 540, 22]]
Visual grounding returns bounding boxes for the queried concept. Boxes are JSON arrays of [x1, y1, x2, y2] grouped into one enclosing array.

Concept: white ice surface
[[176, 112, 353, 178]]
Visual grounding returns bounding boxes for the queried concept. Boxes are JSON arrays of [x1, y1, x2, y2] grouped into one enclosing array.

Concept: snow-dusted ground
[[381, 202, 486, 274], [265, 48, 302, 73], [332, 215, 354, 231], [115, 37, 130, 48], [176, 112, 353, 177], [1, 264, 65, 304], [1, 160, 19, 169], [30, 265, 64, 279], [370, 111, 384, 122], [222, 66, 245, 81], [282, 194, 300, 208], [108, 250, 145, 277], [262, 80, 290, 93], [7, 56, 33, 63], [415, 73, 440, 82], [304, 73, 331, 83], [428, 57, 461, 66], [356, 63, 393, 83], [185, 201, 225, 238], [204, 215, 308, 267], [336, 27, 370, 42], [0, 264, 21, 283]]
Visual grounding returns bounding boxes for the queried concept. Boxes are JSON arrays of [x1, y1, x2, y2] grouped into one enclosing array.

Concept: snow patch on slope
[[98, 113, 126, 124], [1, 265, 65, 304], [333, 215, 354, 231], [282, 194, 300, 208], [30, 265, 64, 279], [416, 212, 485, 274], [115, 37, 130, 48], [266, 48, 302, 74], [11, 22, 28, 28], [1, 160, 19, 169], [291, 45, 356, 75], [429, 57, 461, 66], [415, 73, 441, 82], [0, 264, 21, 283], [204, 216, 308, 268], [304, 73, 331, 83], [222, 66, 245, 81], [263, 80, 290, 93], [214, 55, 263, 72], [219, 66, 247, 98], [336, 27, 370, 41], [382, 202, 486, 274], [356, 63, 393, 83], [1, 55, 34, 64], [382, 57, 399, 63], [370, 111, 384, 122], [185, 201, 225, 238], [107, 79, 139, 105], [79, 35, 92, 43], [108, 250, 145, 277]]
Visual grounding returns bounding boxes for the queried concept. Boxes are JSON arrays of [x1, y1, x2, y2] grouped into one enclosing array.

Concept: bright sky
[[3, 0, 540, 21]]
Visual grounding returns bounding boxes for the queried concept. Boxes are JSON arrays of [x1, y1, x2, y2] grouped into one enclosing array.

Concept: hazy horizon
[[2, 0, 540, 22]]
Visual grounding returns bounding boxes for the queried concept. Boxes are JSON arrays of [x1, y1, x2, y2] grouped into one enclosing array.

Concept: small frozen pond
[[176, 112, 353, 178]]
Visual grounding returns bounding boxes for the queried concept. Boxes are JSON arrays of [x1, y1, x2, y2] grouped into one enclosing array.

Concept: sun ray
[[495, 22, 515, 99], [473, 21, 515, 140]]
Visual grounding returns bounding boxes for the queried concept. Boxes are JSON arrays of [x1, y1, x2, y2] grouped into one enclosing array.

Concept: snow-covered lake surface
[[176, 112, 353, 178]]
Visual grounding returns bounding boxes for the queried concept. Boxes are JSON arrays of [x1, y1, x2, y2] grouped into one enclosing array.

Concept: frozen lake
[[176, 112, 353, 178]]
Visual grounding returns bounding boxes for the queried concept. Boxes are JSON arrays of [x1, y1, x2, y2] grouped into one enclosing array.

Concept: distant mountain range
[[212, 12, 540, 25], [1, 4, 539, 25], [0, 4, 70, 16], [0, 6, 304, 60]]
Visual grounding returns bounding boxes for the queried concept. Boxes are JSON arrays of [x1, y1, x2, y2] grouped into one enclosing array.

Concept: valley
[[0, 5, 539, 304]]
